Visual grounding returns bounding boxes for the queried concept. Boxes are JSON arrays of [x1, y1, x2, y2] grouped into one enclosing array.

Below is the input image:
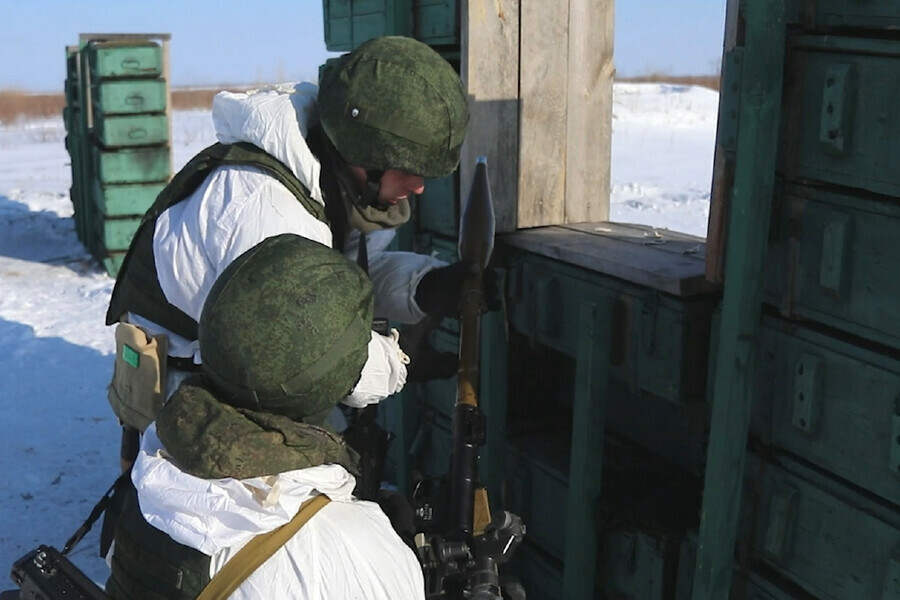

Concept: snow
[[0, 83, 718, 588]]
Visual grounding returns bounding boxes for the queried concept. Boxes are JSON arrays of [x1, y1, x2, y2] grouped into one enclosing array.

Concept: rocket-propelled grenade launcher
[[416, 157, 526, 600], [449, 156, 495, 538]]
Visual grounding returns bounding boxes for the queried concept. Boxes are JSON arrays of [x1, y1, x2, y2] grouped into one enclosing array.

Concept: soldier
[[106, 234, 425, 600], [105, 35, 472, 440]]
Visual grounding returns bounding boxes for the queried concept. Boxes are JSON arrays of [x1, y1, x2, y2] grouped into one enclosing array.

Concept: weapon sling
[[196, 494, 330, 600]]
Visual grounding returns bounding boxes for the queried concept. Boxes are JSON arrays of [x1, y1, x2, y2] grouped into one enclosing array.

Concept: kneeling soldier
[[105, 234, 423, 600]]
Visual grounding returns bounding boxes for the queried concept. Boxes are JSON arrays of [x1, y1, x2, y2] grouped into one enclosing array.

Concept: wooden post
[[460, 0, 520, 232], [564, 0, 614, 224], [690, 2, 787, 599], [705, 0, 743, 284], [461, 0, 614, 232], [563, 301, 611, 599]]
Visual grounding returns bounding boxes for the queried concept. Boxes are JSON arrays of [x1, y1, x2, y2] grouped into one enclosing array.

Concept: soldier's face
[[378, 170, 425, 206], [347, 165, 425, 207]]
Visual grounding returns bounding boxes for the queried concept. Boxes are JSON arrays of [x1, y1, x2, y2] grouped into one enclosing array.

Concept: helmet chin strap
[[361, 169, 384, 208]]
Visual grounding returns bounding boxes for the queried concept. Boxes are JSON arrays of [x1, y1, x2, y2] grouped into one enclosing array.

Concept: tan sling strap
[[196, 494, 331, 600]]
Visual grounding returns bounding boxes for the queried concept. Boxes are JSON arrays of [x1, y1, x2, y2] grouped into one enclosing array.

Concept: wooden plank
[[517, 0, 569, 228], [690, 1, 787, 599], [563, 301, 611, 600], [460, 0, 520, 233], [565, 0, 614, 223], [705, 0, 742, 284], [501, 224, 715, 297]]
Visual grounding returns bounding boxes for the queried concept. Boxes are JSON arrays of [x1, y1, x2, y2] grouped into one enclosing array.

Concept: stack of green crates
[[63, 35, 171, 276]]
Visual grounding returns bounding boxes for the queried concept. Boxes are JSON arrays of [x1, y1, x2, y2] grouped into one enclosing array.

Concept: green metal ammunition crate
[[414, 0, 458, 46], [92, 180, 163, 217], [92, 214, 143, 252], [92, 145, 170, 184], [766, 183, 900, 351], [744, 454, 900, 600], [735, 572, 809, 600], [505, 251, 714, 404], [417, 174, 458, 237], [103, 253, 128, 276], [780, 36, 900, 198], [94, 113, 168, 147], [751, 315, 900, 506], [322, 0, 411, 51], [506, 433, 570, 560], [86, 41, 162, 80], [815, 0, 900, 29], [507, 541, 564, 600], [503, 431, 699, 598], [92, 79, 167, 115]]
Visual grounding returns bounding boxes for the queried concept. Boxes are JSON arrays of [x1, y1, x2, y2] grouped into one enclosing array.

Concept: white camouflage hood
[[212, 83, 325, 205]]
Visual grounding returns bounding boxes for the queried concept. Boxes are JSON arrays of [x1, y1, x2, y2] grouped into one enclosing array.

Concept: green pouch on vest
[[108, 322, 168, 432]]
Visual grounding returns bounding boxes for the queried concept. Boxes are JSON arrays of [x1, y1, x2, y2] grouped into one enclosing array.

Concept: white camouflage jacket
[[130, 425, 425, 600], [129, 83, 445, 407]]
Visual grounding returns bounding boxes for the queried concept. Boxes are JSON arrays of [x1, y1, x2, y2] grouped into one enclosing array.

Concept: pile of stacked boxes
[[63, 35, 171, 276]]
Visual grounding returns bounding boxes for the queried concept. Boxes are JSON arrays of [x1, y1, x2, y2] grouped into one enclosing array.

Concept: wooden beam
[[691, 1, 787, 598], [563, 301, 611, 599], [705, 0, 742, 284], [461, 0, 520, 232], [565, 0, 614, 223], [518, 0, 569, 228]]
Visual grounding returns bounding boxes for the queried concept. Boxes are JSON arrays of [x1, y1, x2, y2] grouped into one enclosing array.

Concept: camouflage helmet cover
[[318, 36, 469, 178], [199, 234, 374, 421]]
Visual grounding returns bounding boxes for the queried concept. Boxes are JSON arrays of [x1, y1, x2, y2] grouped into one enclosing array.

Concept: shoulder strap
[[106, 142, 328, 338], [145, 142, 328, 225], [196, 494, 331, 600]]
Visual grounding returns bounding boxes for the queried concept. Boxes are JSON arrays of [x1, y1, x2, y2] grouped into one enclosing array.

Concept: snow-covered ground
[[0, 83, 718, 587]]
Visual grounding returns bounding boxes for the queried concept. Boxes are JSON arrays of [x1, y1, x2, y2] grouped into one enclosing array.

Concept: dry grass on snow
[[0, 87, 232, 125], [1, 74, 719, 125]]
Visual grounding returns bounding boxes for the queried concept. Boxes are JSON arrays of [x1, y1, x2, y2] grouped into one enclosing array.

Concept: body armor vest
[[105, 142, 328, 341], [105, 482, 211, 600]]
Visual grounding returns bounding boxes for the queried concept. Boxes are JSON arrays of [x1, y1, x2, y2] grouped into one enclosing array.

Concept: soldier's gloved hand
[[415, 261, 501, 318], [404, 341, 458, 382], [398, 316, 458, 382]]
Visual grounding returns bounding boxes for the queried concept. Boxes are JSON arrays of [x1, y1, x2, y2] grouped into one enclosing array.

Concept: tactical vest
[[105, 142, 329, 341], [105, 482, 211, 600]]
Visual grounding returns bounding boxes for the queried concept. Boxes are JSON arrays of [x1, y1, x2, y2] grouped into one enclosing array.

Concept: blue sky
[[0, 0, 727, 92]]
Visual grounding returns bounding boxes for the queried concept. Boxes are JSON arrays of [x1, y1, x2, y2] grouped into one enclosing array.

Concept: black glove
[[415, 261, 501, 319], [399, 315, 459, 382], [405, 341, 459, 382]]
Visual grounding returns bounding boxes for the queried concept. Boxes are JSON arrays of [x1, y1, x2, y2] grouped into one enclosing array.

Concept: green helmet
[[318, 36, 469, 178], [199, 234, 374, 421]]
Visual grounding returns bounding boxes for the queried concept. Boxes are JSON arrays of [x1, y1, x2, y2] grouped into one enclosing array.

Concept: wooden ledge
[[499, 221, 720, 297]]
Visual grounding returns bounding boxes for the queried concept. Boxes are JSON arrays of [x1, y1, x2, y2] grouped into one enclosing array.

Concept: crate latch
[[792, 353, 824, 436], [763, 482, 799, 562], [819, 212, 853, 298], [819, 63, 856, 156]]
